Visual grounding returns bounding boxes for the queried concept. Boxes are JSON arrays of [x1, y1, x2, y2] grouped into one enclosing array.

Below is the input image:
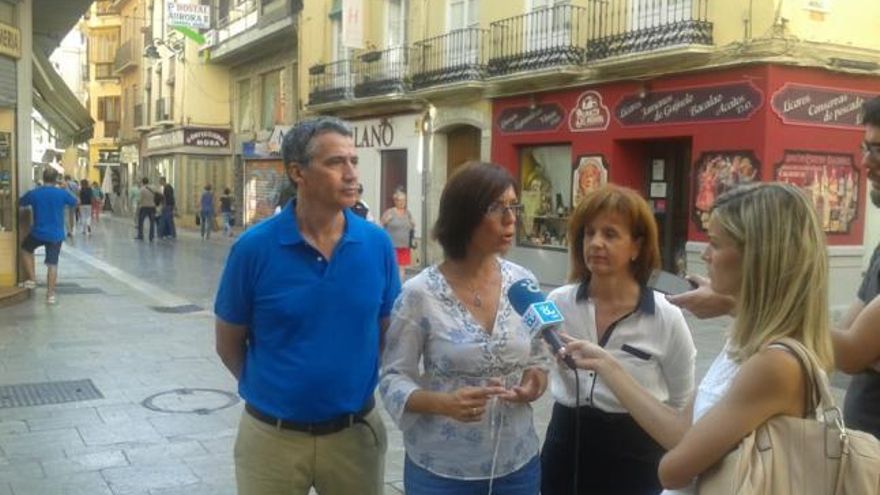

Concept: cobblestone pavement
[[0, 214, 849, 494]]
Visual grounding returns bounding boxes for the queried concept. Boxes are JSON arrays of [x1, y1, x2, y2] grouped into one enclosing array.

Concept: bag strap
[[772, 337, 838, 416]]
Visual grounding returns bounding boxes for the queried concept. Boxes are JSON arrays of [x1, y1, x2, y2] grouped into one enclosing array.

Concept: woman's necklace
[[467, 280, 483, 308]]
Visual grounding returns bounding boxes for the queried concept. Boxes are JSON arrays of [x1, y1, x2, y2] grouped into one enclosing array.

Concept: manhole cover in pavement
[[150, 304, 203, 314], [141, 388, 239, 415], [0, 379, 103, 409]]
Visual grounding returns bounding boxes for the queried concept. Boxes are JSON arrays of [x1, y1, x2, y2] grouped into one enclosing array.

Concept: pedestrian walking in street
[[19, 167, 78, 304], [214, 116, 400, 495], [381, 189, 415, 282], [351, 183, 373, 221], [220, 187, 234, 237], [64, 174, 79, 238], [541, 185, 696, 495], [158, 177, 176, 240], [561, 182, 833, 492], [199, 184, 215, 240], [128, 181, 140, 225], [91, 181, 103, 224], [78, 179, 93, 236], [136, 178, 158, 242], [380, 162, 548, 495]]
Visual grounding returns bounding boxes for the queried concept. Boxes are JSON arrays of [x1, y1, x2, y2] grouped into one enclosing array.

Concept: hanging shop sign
[[775, 150, 859, 234], [167, 2, 211, 30], [693, 150, 760, 230], [569, 91, 610, 132], [615, 82, 763, 127], [497, 103, 565, 133], [184, 128, 229, 148], [771, 84, 874, 130], [0, 21, 20, 59], [97, 148, 121, 167]]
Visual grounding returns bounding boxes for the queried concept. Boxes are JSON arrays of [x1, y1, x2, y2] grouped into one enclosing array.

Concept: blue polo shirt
[[214, 201, 401, 422], [20, 185, 77, 242]]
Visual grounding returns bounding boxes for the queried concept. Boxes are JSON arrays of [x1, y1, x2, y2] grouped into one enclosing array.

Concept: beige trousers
[[234, 407, 387, 495]]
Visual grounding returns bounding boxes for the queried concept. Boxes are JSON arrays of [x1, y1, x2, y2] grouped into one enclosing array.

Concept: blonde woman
[[560, 182, 833, 493], [381, 189, 415, 281]]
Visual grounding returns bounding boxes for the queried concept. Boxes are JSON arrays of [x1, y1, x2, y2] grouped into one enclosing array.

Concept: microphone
[[508, 279, 576, 369]]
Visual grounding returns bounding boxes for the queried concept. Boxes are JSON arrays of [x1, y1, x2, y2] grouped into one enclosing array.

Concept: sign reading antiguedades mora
[[771, 84, 875, 129], [615, 82, 763, 127], [497, 104, 565, 133], [184, 128, 230, 148]]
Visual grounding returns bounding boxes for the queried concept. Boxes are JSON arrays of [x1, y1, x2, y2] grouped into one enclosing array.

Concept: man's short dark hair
[[42, 168, 59, 184], [281, 116, 352, 167], [433, 162, 516, 260], [863, 97, 880, 128], [142, 177, 149, 185]]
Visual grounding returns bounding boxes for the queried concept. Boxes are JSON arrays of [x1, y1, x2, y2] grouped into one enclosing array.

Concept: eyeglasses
[[485, 202, 524, 218], [862, 141, 880, 161]]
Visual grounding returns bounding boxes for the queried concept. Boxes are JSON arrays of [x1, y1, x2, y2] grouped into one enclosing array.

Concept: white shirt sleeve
[[379, 286, 427, 432], [658, 303, 697, 410]]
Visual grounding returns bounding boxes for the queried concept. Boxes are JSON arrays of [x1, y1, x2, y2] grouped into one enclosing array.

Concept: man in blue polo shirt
[[19, 167, 78, 304], [214, 116, 401, 495]]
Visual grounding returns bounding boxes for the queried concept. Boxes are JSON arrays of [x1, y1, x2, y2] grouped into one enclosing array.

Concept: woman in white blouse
[[561, 183, 833, 493], [380, 162, 548, 495], [541, 185, 696, 495]]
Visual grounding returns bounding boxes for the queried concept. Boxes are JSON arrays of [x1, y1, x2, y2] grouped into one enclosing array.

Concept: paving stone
[[41, 450, 129, 477], [147, 414, 231, 438], [9, 471, 112, 495], [77, 420, 164, 446], [26, 408, 103, 432], [101, 464, 200, 493], [123, 441, 208, 466], [0, 428, 84, 461]]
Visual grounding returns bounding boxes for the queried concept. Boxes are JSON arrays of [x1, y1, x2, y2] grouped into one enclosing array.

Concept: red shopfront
[[492, 64, 877, 298]]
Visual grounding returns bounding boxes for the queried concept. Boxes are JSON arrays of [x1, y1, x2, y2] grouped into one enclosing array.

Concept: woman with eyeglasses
[[541, 185, 696, 495], [380, 162, 549, 495]]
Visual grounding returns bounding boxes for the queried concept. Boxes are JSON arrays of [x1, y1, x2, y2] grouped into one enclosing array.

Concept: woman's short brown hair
[[433, 162, 516, 260], [567, 184, 660, 284]]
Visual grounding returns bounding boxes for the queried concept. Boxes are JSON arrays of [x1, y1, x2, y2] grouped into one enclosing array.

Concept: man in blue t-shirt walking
[[19, 168, 78, 304], [214, 116, 401, 495]]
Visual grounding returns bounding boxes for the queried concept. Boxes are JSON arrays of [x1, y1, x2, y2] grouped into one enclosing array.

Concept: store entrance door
[[446, 125, 481, 179], [380, 149, 408, 212], [644, 139, 691, 274]]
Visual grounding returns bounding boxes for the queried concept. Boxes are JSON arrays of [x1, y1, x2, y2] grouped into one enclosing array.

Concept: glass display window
[[0, 131, 12, 233], [518, 144, 572, 250]]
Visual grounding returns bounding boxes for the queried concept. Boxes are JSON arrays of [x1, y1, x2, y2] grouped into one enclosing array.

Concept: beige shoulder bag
[[698, 337, 880, 494]]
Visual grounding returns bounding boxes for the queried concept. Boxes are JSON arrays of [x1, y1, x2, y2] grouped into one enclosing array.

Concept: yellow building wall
[[179, 46, 231, 127], [780, 1, 880, 50]]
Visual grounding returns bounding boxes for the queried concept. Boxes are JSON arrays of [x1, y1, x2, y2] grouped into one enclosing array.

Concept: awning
[[32, 48, 93, 144]]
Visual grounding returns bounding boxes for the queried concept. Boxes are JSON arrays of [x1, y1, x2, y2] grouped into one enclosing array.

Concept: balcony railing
[[353, 46, 410, 98], [308, 60, 354, 105], [411, 28, 487, 90], [114, 40, 137, 74], [155, 97, 172, 122], [487, 5, 587, 76], [134, 103, 145, 128], [586, 0, 712, 61]]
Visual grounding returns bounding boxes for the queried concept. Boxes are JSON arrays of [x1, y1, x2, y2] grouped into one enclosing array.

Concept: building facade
[[302, 0, 880, 310]]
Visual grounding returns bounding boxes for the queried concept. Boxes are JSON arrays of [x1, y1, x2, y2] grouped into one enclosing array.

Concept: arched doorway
[[446, 125, 481, 179]]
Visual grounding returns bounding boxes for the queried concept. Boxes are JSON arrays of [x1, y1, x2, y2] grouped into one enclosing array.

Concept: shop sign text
[[184, 128, 229, 148], [353, 120, 395, 148], [0, 21, 20, 59], [616, 82, 763, 127], [569, 91, 610, 132], [771, 84, 874, 130], [497, 104, 565, 133]]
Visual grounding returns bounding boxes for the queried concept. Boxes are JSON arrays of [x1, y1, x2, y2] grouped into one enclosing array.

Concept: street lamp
[[143, 37, 184, 59]]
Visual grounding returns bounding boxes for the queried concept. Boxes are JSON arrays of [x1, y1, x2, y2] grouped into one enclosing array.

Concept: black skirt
[[541, 402, 665, 495]]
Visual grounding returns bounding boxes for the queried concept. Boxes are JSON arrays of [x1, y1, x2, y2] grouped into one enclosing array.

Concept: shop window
[[518, 145, 572, 250]]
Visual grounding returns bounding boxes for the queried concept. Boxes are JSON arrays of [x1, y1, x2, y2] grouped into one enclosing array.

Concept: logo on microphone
[[522, 301, 564, 337]]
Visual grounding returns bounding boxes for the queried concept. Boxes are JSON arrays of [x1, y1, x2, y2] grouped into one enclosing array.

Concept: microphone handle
[[542, 327, 576, 370]]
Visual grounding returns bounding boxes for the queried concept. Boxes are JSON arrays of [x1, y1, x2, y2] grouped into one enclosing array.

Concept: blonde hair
[[567, 184, 660, 285], [712, 182, 833, 370]]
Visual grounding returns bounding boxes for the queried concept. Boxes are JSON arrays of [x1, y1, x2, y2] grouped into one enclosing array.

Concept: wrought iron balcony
[[353, 46, 410, 98], [113, 40, 137, 74], [487, 5, 587, 77], [586, 0, 713, 61], [308, 60, 354, 105], [411, 28, 486, 90]]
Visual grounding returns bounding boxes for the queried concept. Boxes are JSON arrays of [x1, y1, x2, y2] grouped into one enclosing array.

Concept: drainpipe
[[420, 105, 434, 270]]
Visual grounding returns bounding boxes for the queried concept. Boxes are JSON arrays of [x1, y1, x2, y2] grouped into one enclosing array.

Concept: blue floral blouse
[[379, 260, 550, 480]]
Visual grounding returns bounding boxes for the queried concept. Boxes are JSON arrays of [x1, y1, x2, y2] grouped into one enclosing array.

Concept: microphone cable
[[573, 368, 581, 495]]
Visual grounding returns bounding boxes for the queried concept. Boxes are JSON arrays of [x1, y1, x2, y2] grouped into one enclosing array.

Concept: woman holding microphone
[[541, 185, 696, 494], [561, 182, 833, 492]]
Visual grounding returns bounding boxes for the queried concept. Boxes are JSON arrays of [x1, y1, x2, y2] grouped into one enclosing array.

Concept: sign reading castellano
[[167, 2, 210, 30], [0, 21, 20, 59]]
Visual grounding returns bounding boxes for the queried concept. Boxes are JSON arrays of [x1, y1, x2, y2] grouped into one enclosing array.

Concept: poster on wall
[[693, 151, 760, 230], [775, 150, 859, 234], [243, 160, 288, 227], [572, 155, 608, 207]]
